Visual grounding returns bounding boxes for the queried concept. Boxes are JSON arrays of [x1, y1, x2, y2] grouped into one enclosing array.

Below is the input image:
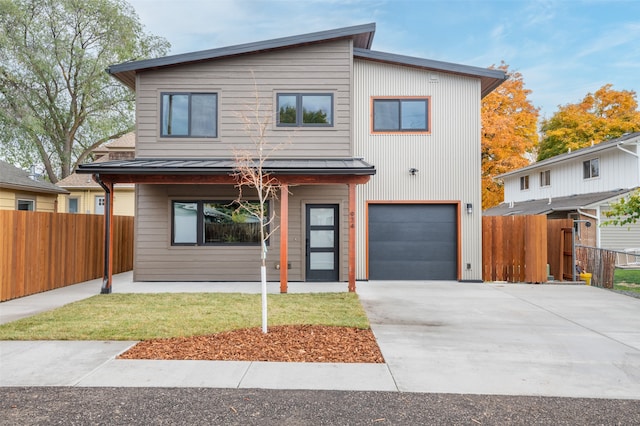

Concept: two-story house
[[78, 23, 506, 291], [485, 132, 640, 251], [58, 132, 136, 216], [0, 160, 68, 212]]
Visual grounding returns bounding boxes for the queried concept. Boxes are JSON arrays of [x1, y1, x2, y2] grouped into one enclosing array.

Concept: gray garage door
[[368, 204, 457, 280]]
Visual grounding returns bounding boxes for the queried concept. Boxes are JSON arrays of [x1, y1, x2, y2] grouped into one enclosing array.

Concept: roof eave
[[107, 23, 377, 90], [0, 182, 69, 195], [353, 48, 507, 97], [496, 133, 640, 179]]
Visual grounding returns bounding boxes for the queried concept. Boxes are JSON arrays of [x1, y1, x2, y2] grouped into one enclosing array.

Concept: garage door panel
[[368, 204, 457, 280], [370, 260, 457, 280], [369, 204, 455, 223]]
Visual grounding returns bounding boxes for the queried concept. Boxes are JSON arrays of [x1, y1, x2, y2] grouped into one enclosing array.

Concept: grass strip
[[0, 292, 369, 340]]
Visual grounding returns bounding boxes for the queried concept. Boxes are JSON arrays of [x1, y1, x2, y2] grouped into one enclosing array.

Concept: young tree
[[0, 0, 169, 182], [538, 84, 640, 161], [602, 190, 640, 227], [233, 85, 284, 334], [481, 62, 539, 209]]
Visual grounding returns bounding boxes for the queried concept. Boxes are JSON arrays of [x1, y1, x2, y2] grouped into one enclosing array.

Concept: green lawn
[[0, 292, 369, 340], [613, 269, 640, 294]]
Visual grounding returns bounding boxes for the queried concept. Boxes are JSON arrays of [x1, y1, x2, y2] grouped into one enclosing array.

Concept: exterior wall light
[[409, 168, 419, 176], [466, 203, 473, 214]]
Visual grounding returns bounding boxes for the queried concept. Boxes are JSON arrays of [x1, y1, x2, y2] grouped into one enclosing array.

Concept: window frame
[[276, 93, 334, 127], [160, 92, 218, 138], [68, 197, 79, 213], [520, 175, 530, 191], [16, 198, 35, 211], [371, 96, 431, 134], [583, 158, 599, 179], [171, 200, 269, 247], [540, 170, 551, 187]]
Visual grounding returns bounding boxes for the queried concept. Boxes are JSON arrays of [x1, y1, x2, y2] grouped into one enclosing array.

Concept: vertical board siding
[[0, 211, 134, 301], [134, 184, 349, 282], [354, 59, 483, 280], [136, 40, 353, 159], [504, 148, 639, 203]]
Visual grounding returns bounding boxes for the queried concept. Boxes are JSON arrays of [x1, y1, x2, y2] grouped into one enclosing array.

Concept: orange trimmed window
[[371, 97, 430, 133]]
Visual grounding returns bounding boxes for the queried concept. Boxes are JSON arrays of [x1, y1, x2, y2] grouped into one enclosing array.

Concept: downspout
[[94, 174, 113, 294]]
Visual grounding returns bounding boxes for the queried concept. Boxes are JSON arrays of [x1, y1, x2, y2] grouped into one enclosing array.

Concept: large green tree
[[537, 84, 640, 161], [481, 62, 539, 209], [0, 0, 169, 182]]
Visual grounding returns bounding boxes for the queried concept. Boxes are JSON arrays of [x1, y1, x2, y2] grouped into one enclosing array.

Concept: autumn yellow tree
[[537, 84, 640, 161], [481, 62, 539, 209]]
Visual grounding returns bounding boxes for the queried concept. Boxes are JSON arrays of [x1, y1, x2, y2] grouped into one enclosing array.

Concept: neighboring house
[[57, 132, 135, 216], [78, 23, 506, 288], [485, 132, 640, 251], [0, 160, 68, 212]]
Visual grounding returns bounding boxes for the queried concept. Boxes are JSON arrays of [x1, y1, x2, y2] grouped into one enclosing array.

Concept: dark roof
[[77, 158, 376, 176], [353, 49, 507, 98], [497, 132, 640, 179], [0, 160, 68, 194], [483, 189, 634, 216], [108, 23, 377, 89]]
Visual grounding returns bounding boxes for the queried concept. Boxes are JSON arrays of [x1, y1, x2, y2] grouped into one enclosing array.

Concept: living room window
[[161, 93, 217, 137], [172, 200, 268, 246], [372, 97, 429, 133], [540, 170, 551, 187], [583, 158, 599, 179], [276, 93, 333, 127], [520, 175, 529, 190]]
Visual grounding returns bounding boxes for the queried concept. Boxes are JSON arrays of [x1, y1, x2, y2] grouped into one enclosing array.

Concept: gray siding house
[[78, 23, 505, 291]]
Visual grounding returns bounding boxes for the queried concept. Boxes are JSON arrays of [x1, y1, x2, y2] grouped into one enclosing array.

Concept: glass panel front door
[[306, 204, 339, 281]]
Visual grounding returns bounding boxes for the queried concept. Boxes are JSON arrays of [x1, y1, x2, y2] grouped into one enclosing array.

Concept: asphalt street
[[2, 387, 640, 425]]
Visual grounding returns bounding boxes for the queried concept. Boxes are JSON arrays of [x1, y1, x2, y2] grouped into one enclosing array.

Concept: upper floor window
[[372, 97, 429, 133], [161, 93, 218, 137], [277, 93, 333, 127], [520, 175, 529, 190], [540, 170, 551, 187], [172, 200, 268, 246], [583, 158, 599, 179]]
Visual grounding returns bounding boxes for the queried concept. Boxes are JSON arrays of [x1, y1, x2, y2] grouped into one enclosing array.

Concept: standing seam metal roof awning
[[76, 158, 376, 176]]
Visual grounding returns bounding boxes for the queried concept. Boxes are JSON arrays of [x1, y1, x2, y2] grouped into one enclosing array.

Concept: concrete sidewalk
[[1, 273, 640, 399]]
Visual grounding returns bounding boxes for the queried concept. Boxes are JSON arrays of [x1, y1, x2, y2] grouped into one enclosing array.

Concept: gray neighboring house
[[78, 23, 506, 288], [485, 132, 640, 252], [0, 160, 68, 212]]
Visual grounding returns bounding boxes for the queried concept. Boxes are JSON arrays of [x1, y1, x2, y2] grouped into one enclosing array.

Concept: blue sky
[[127, 0, 640, 120]]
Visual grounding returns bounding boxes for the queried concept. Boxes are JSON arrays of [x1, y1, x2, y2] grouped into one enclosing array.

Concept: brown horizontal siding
[[134, 184, 349, 282], [135, 40, 353, 160]]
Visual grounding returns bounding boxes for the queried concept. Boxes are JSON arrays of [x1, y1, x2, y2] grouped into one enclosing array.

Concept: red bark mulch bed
[[118, 325, 385, 363]]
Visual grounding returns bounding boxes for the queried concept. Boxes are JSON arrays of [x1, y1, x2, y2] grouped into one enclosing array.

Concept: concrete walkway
[[1, 273, 640, 399]]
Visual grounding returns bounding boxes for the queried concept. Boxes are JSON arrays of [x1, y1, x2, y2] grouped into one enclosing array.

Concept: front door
[[306, 204, 339, 281]]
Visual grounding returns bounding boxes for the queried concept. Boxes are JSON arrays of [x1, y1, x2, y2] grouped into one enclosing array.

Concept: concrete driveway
[[357, 281, 640, 399], [1, 274, 639, 399]]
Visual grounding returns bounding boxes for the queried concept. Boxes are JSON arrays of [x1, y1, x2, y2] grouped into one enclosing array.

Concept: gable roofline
[[496, 132, 640, 180], [0, 160, 68, 195], [483, 188, 635, 216], [107, 23, 376, 90], [354, 48, 507, 98]]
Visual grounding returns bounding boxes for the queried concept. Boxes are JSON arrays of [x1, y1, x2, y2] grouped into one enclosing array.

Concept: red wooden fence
[[0, 211, 133, 301]]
